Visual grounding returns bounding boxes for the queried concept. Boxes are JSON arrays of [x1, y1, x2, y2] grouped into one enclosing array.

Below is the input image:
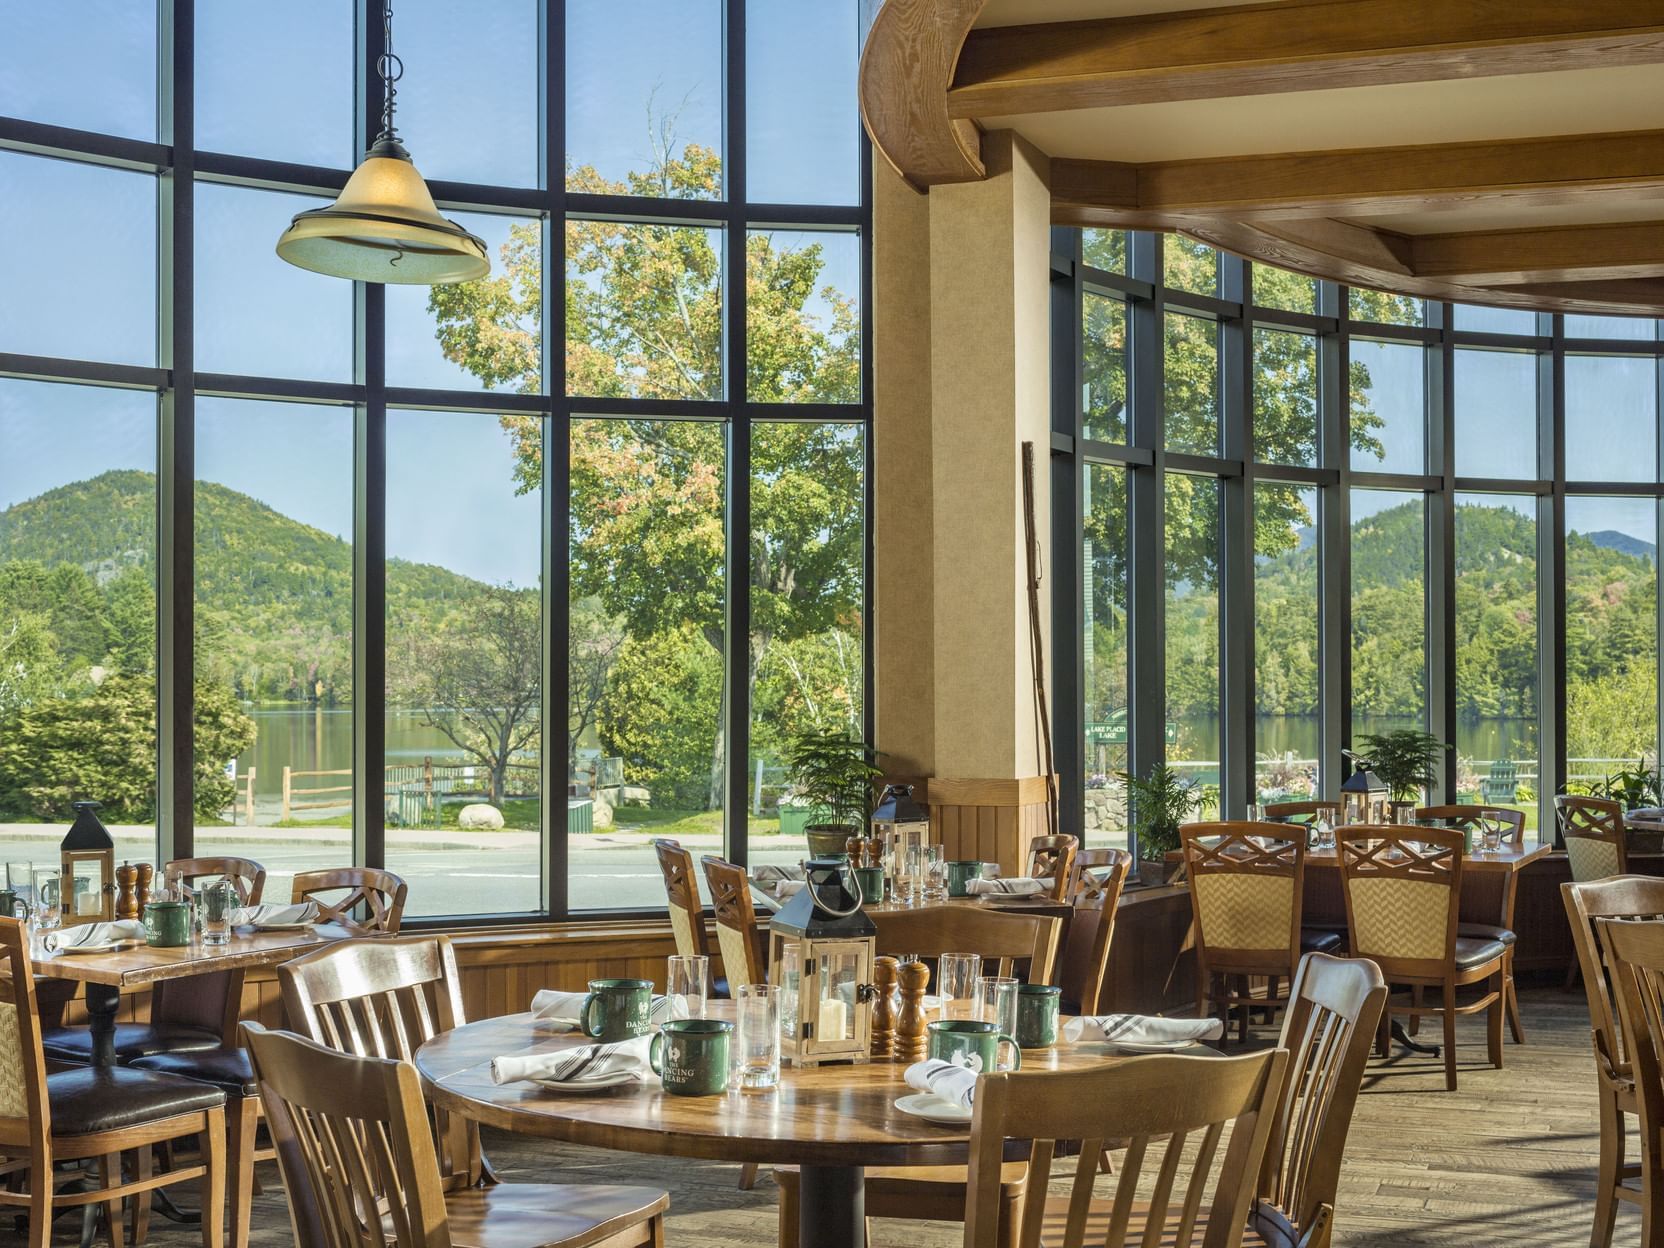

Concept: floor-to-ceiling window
[[1055, 229, 1662, 849], [0, 1, 870, 920]]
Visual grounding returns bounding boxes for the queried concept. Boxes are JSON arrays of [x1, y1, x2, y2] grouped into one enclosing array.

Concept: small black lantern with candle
[[60, 800, 116, 926], [768, 859, 878, 1067], [1339, 756, 1389, 826]]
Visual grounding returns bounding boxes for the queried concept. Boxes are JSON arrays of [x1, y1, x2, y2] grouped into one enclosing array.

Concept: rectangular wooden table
[[34, 920, 366, 1066], [1299, 840, 1551, 929]]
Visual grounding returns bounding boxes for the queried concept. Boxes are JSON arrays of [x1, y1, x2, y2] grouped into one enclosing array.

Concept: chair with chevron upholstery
[[1182, 823, 1341, 1045], [1338, 826, 1505, 1090], [1557, 795, 1630, 883]]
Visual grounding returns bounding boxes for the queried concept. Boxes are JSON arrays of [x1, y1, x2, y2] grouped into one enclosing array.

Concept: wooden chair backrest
[[1262, 801, 1340, 827], [0, 917, 49, 1155], [1257, 953, 1387, 1248], [1561, 875, 1664, 1082], [873, 907, 1061, 986], [1337, 827, 1461, 979], [700, 856, 768, 988], [1025, 835, 1079, 902], [654, 839, 710, 961], [1414, 806, 1524, 848], [1057, 848, 1131, 1014], [244, 1023, 452, 1248], [292, 867, 409, 933], [1596, 917, 1664, 1177], [164, 856, 267, 904], [1556, 796, 1629, 881], [1182, 823, 1305, 977], [963, 1050, 1289, 1248], [279, 935, 477, 1187]]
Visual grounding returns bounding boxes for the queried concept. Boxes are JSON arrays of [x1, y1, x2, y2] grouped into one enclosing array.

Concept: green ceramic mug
[[581, 978, 654, 1041], [852, 865, 885, 905], [927, 1018, 1022, 1074], [649, 1018, 734, 1095], [1016, 984, 1061, 1049], [143, 900, 192, 947], [945, 861, 993, 897]]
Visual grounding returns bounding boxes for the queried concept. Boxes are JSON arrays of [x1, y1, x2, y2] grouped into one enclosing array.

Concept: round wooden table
[[415, 1009, 1121, 1248]]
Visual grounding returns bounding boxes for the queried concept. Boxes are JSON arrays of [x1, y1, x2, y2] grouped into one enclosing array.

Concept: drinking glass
[[5, 862, 34, 908], [977, 975, 1020, 1065], [31, 867, 61, 929], [733, 984, 781, 1090], [1313, 818, 1334, 851], [200, 878, 237, 946], [1481, 818, 1504, 855], [938, 952, 983, 1020], [667, 955, 710, 1019], [922, 847, 948, 903]]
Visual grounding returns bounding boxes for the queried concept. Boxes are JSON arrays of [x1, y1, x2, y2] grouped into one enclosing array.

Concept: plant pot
[[804, 824, 856, 859], [1137, 859, 1177, 888], [1387, 800, 1419, 824]]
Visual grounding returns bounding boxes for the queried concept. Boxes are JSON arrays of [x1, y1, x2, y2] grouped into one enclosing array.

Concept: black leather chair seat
[[47, 1066, 225, 1135], [1457, 922, 1518, 947], [41, 1022, 223, 1064], [1454, 936, 1510, 970], [131, 1046, 256, 1098], [1299, 928, 1344, 955]]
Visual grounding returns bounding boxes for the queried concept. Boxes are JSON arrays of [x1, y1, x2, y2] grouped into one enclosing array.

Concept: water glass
[[1481, 819, 1504, 855], [1313, 818, 1335, 852], [733, 984, 781, 1090], [201, 878, 238, 946], [31, 867, 61, 929], [921, 846, 948, 903], [5, 862, 34, 908], [667, 955, 710, 1019], [938, 952, 983, 1020], [976, 975, 1020, 1065]]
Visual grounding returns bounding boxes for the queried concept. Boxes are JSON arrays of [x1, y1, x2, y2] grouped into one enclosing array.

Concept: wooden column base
[[928, 776, 1058, 877]]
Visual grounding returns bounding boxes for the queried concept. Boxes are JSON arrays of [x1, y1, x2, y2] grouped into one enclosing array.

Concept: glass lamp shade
[[276, 143, 488, 285]]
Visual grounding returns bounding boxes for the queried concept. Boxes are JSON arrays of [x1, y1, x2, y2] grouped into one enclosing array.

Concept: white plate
[[895, 1093, 972, 1125], [529, 1071, 641, 1093], [52, 942, 122, 955], [251, 921, 314, 932], [1109, 1039, 1213, 1055]]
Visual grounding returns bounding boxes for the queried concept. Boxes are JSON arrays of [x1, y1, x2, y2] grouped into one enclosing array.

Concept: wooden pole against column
[[1023, 442, 1059, 839]]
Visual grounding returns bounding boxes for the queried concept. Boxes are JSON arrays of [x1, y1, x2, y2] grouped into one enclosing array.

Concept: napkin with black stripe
[[528, 989, 686, 1032], [904, 1058, 979, 1109], [1063, 1014, 1224, 1045], [964, 877, 1046, 896], [490, 1033, 656, 1087]]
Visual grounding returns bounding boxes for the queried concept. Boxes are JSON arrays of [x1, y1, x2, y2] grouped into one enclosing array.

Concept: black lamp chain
[[376, 0, 404, 145]]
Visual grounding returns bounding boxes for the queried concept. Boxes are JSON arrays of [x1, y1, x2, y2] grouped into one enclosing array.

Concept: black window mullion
[[1051, 229, 1084, 841], [1127, 232, 1164, 859], [544, 0, 569, 920], [723, 0, 751, 869], [1219, 255, 1252, 817]]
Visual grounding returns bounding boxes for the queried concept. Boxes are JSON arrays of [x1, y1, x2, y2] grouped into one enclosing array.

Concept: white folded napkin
[[965, 877, 1045, 896], [44, 920, 146, 952], [529, 989, 687, 1032], [228, 901, 319, 928], [1063, 1014, 1224, 1046], [491, 1034, 655, 1087], [905, 1058, 979, 1109], [751, 864, 805, 884]]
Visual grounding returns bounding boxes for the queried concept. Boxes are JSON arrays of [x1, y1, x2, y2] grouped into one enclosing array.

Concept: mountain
[[1584, 529, 1658, 565], [0, 469, 491, 702]]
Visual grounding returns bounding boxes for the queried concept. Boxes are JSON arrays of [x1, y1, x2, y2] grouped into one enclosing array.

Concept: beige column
[[873, 131, 1055, 872]]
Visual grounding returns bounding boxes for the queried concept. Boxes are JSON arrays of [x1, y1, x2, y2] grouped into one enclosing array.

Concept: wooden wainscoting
[[929, 775, 1059, 876]]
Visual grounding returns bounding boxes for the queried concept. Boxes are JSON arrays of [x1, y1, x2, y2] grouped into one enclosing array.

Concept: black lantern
[[60, 800, 116, 926], [768, 859, 878, 1067], [1340, 759, 1389, 826], [873, 784, 930, 905]]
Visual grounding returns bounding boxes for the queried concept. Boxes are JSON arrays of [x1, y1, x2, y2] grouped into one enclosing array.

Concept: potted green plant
[[784, 729, 884, 859], [1602, 760, 1662, 812], [1118, 763, 1214, 884], [1353, 730, 1450, 819]]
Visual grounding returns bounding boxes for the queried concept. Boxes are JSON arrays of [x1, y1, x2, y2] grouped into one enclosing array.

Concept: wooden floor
[[73, 985, 1633, 1248]]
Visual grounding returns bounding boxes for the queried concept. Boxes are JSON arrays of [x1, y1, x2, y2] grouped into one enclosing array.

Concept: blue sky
[[0, 1, 861, 586]]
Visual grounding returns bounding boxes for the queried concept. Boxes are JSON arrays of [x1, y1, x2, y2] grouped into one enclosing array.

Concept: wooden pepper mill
[[115, 862, 139, 920], [871, 956, 899, 1059], [895, 957, 931, 1063], [134, 862, 154, 912]]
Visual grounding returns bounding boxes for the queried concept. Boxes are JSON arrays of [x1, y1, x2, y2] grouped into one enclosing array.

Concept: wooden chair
[[1262, 801, 1341, 827], [1562, 875, 1664, 1248], [0, 916, 228, 1248], [652, 839, 719, 981], [699, 856, 768, 988], [1056, 848, 1131, 1015], [1252, 953, 1388, 1248], [162, 858, 267, 905], [962, 1049, 1289, 1248], [242, 1023, 668, 1248], [1417, 805, 1527, 1043], [1558, 796, 1630, 881], [1595, 916, 1664, 1248], [777, 907, 1063, 1247], [1182, 824, 1341, 1044], [1337, 827, 1505, 1090], [1025, 834, 1078, 902], [290, 867, 408, 933]]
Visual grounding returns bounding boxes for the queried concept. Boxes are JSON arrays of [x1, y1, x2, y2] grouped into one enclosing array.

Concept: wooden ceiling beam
[[1411, 223, 1664, 284], [1050, 132, 1664, 222], [949, 0, 1664, 118], [860, 0, 988, 188]]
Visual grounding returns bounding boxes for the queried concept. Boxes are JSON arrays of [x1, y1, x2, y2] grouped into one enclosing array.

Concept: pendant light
[[276, 0, 488, 285]]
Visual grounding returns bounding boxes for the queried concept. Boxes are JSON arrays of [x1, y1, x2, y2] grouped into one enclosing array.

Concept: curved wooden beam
[[860, 0, 988, 189]]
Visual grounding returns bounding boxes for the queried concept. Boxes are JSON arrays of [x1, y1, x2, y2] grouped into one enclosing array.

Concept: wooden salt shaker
[[135, 862, 155, 912], [871, 956, 899, 1059], [895, 957, 931, 1063], [115, 862, 139, 920]]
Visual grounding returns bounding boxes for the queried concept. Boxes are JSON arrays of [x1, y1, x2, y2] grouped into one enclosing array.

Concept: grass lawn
[[608, 807, 785, 838]]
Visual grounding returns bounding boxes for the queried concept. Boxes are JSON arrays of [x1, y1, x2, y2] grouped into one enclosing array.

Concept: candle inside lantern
[[817, 996, 848, 1039]]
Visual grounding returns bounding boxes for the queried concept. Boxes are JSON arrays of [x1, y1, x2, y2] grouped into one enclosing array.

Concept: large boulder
[[591, 792, 615, 828], [458, 803, 505, 830]]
